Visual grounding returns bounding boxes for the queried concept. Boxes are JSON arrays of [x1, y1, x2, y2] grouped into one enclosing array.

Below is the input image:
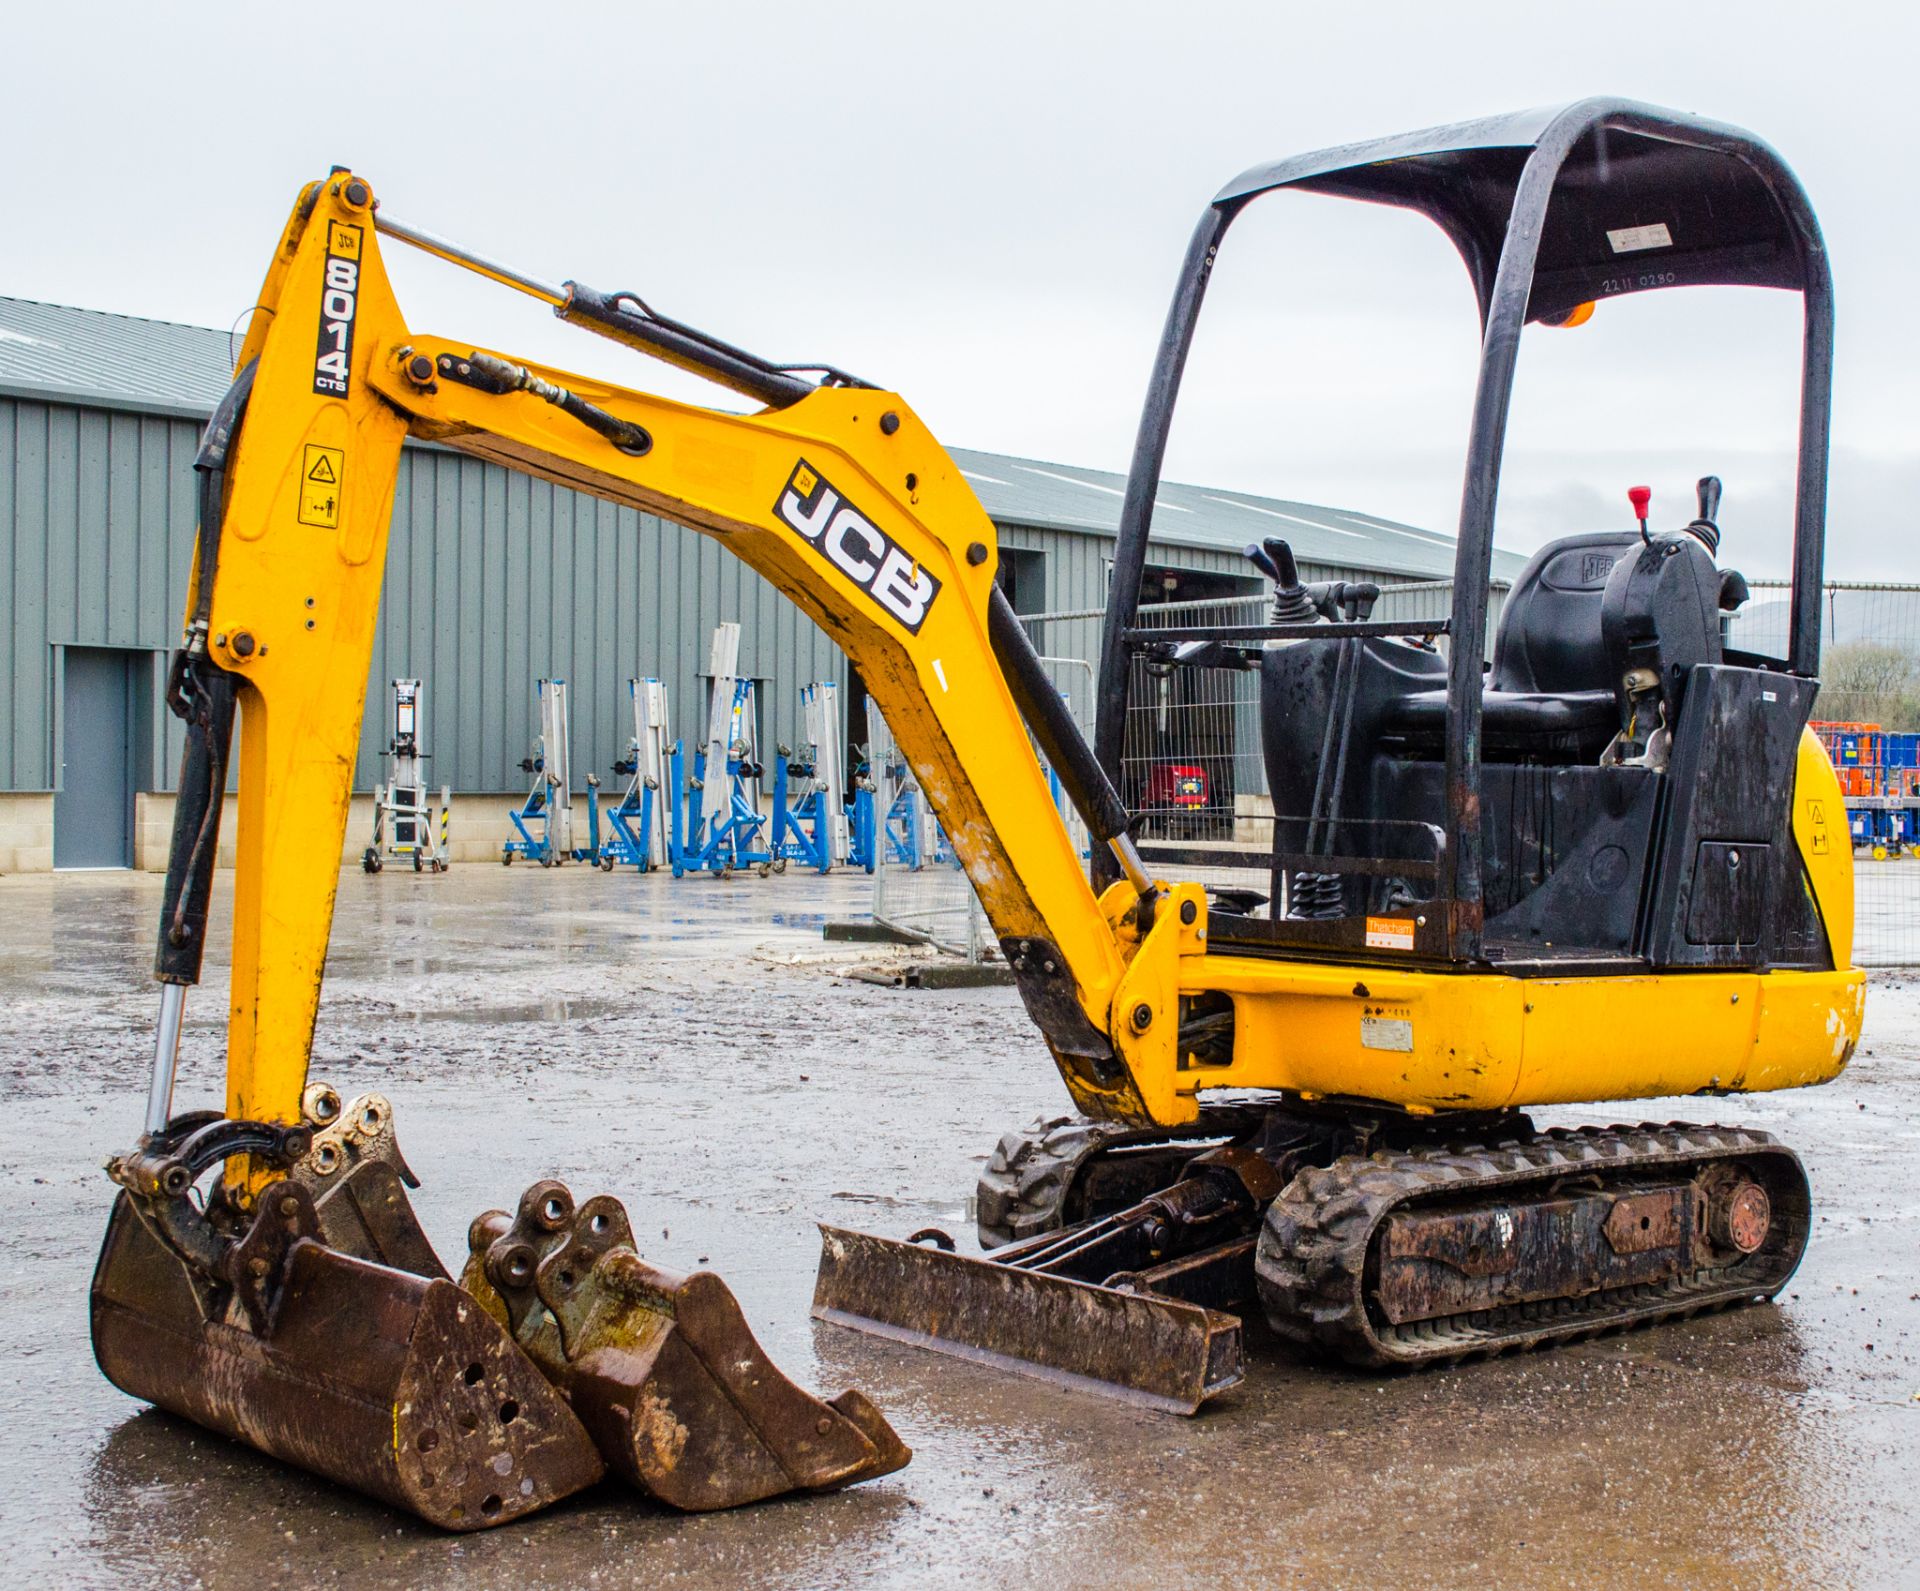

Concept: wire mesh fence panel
[[1006, 575, 1920, 967], [864, 647, 1101, 959], [1017, 584, 1463, 886], [867, 708, 989, 959], [1733, 582, 1920, 721], [1034, 653, 1096, 863], [1122, 594, 1264, 850], [1735, 581, 1920, 967], [1126, 584, 1468, 903]]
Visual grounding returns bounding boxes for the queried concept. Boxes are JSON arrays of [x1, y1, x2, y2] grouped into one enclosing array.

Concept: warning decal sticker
[[299, 444, 345, 528]]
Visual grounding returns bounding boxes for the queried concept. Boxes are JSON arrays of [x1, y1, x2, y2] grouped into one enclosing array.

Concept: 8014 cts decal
[[774, 461, 940, 633], [312, 220, 363, 398]]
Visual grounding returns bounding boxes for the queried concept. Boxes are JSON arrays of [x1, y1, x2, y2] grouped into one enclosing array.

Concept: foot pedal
[[465, 1182, 911, 1510]]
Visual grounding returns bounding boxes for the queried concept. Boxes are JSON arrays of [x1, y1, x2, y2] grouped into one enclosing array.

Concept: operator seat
[[1492, 531, 1642, 697], [1256, 518, 1746, 844], [1386, 531, 1638, 759]]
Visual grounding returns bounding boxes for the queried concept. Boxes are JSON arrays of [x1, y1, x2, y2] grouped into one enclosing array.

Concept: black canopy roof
[[1214, 99, 1821, 326]]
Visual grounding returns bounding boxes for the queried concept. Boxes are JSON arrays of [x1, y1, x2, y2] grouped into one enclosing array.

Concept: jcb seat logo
[[775, 460, 940, 633]]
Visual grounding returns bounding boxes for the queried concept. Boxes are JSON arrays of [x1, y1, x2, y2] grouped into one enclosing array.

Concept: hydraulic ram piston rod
[[373, 204, 821, 408], [372, 212, 568, 307], [144, 983, 187, 1138]]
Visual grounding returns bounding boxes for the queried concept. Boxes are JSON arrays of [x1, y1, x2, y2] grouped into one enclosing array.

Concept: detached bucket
[[464, 1182, 911, 1510], [91, 1181, 604, 1530]]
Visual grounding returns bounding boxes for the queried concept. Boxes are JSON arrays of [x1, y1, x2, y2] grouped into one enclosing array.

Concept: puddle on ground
[[398, 996, 628, 1024]]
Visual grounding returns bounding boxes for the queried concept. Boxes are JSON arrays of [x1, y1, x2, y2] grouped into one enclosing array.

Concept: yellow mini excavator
[[95, 98, 1863, 1525]]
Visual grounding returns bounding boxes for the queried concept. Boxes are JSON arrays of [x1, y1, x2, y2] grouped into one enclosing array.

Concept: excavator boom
[[186, 173, 1150, 1138]]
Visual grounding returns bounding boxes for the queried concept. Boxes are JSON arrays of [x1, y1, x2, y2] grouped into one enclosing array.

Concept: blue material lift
[[503, 678, 581, 866], [672, 625, 772, 877], [769, 682, 846, 875], [599, 677, 674, 872]]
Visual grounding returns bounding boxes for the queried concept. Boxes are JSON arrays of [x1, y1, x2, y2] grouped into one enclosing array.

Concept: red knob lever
[[1628, 485, 1652, 522]]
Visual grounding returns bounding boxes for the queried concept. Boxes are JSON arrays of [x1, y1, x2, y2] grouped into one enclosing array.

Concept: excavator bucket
[[463, 1182, 911, 1511], [94, 1093, 908, 1526], [91, 1106, 606, 1530]]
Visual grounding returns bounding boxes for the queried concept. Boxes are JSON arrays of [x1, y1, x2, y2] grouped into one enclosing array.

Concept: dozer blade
[[812, 1224, 1243, 1415], [91, 1181, 605, 1530], [465, 1183, 911, 1510]]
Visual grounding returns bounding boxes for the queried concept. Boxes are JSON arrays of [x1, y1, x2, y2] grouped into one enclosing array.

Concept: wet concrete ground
[[1, 863, 1916, 1589]]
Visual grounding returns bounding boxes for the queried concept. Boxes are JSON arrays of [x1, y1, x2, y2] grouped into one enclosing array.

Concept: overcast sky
[[6, 2, 1914, 579]]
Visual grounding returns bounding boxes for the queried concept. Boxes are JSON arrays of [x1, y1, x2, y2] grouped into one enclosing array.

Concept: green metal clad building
[[0, 295, 1518, 870]]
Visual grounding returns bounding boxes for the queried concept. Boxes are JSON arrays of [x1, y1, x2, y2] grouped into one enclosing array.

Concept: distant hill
[[1729, 589, 1920, 658]]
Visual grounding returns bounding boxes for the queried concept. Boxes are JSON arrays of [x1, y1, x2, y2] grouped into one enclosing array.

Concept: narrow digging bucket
[[464, 1183, 912, 1511], [812, 1224, 1244, 1415], [91, 1183, 605, 1530]]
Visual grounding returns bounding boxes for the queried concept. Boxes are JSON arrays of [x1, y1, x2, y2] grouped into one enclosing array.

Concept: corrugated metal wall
[[1, 391, 1500, 800], [0, 399, 197, 791], [367, 448, 847, 793], [0, 396, 848, 794]]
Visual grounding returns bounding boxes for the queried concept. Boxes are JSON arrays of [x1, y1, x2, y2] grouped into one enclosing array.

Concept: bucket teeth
[[465, 1181, 911, 1510]]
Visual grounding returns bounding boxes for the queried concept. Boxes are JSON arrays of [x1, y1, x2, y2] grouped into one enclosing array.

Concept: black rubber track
[[1254, 1122, 1811, 1368]]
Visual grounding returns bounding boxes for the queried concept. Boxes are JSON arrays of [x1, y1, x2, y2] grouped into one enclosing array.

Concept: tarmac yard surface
[[2, 865, 1916, 1590]]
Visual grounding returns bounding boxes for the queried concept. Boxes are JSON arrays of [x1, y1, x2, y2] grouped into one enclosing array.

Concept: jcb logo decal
[[312, 220, 362, 398], [774, 460, 940, 633]]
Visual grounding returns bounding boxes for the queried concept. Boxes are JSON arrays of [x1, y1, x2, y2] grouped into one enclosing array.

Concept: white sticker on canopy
[[1606, 222, 1673, 254]]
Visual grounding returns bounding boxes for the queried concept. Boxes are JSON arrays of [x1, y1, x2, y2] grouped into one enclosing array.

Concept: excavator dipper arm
[[188, 173, 1150, 1145]]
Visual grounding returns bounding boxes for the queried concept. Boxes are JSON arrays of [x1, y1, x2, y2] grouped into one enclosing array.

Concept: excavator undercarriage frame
[[816, 1101, 1810, 1405], [94, 96, 1866, 1528]]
